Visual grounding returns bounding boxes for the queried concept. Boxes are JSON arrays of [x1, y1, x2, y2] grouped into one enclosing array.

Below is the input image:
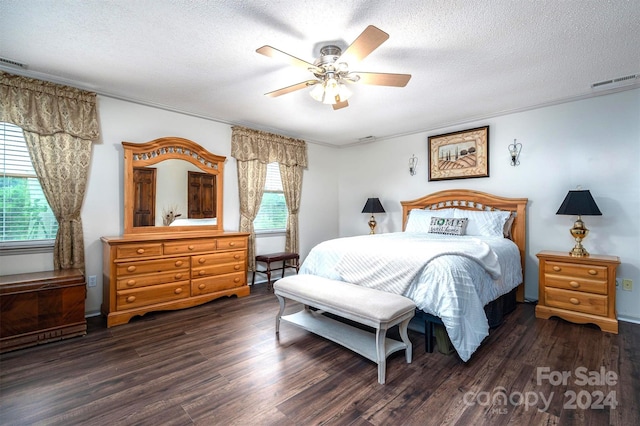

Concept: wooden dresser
[[1, 269, 86, 353], [535, 250, 620, 333], [101, 231, 249, 327]]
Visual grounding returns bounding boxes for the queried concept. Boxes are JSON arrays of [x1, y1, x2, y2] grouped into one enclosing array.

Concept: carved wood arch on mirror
[[123, 137, 226, 235]]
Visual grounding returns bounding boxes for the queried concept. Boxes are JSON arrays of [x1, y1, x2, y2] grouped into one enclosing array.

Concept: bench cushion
[[274, 275, 415, 324]]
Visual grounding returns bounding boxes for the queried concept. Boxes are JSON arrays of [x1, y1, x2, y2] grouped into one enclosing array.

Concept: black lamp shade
[[556, 190, 602, 216], [361, 198, 385, 214]]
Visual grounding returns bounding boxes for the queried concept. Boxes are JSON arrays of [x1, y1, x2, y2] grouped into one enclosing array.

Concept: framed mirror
[[123, 137, 225, 235]]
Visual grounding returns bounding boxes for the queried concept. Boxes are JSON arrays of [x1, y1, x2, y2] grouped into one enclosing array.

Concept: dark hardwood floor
[[1, 283, 638, 426]]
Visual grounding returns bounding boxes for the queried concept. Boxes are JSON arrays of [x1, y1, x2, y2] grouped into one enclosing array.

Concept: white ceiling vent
[[0, 57, 27, 69], [591, 74, 639, 90]]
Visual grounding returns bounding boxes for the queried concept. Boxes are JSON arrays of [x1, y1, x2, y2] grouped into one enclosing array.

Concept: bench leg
[[266, 263, 273, 292], [275, 294, 286, 334], [375, 326, 388, 385], [399, 318, 413, 363]]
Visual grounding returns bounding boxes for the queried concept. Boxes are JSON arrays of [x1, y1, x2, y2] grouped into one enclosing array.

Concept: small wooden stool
[[252, 252, 300, 291]]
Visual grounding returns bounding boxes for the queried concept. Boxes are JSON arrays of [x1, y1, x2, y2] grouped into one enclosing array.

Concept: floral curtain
[[0, 71, 99, 271], [231, 126, 307, 271]]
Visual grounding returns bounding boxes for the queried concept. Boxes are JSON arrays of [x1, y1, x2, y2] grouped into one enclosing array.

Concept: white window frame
[[0, 122, 57, 255], [254, 162, 288, 235]]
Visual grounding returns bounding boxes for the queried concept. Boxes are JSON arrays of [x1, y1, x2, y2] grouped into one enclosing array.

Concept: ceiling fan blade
[[264, 80, 319, 97], [338, 25, 389, 64], [333, 100, 349, 110], [256, 45, 323, 74], [350, 72, 412, 87]]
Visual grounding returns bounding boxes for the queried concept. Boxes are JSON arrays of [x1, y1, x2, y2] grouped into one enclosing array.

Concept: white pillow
[[453, 208, 511, 237], [405, 208, 455, 233], [428, 217, 468, 236]]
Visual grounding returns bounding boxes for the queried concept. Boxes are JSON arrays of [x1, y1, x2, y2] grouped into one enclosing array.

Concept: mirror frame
[[123, 136, 226, 235]]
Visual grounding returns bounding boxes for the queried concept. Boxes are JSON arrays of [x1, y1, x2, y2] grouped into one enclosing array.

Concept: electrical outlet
[[88, 275, 97, 288], [622, 279, 633, 291]]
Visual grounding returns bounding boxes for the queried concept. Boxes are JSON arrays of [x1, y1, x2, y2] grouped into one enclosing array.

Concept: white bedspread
[[299, 232, 522, 361]]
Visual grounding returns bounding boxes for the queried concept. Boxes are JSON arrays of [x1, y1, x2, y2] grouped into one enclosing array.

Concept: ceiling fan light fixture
[[337, 83, 352, 102], [322, 77, 340, 104], [309, 83, 325, 102]]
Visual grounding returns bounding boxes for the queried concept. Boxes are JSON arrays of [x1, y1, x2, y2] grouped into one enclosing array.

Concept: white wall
[[0, 96, 340, 315], [338, 88, 640, 322], [2, 89, 637, 323]]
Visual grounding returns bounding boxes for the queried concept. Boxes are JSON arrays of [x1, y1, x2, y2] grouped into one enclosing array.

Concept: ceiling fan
[[256, 25, 411, 110]]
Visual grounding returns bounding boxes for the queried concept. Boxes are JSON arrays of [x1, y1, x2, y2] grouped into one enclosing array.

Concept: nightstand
[[535, 251, 620, 333]]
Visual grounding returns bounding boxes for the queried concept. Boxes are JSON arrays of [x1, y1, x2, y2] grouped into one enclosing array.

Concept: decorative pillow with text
[[428, 217, 468, 235]]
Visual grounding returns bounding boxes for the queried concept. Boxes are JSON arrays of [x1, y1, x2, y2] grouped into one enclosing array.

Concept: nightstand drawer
[[544, 287, 607, 316], [544, 261, 607, 280], [543, 275, 607, 294]]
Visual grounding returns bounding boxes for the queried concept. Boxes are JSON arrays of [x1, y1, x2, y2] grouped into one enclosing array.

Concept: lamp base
[[368, 215, 377, 234], [569, 244, 589, 257], [568, 217, 589, 257]]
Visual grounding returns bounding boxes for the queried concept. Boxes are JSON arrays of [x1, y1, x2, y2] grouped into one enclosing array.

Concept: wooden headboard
[[400, 189, 528, 302]]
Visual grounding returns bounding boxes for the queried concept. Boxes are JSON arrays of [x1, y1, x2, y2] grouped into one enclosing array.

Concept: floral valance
[[0, 71, 99, 141], [231, 126, 307, 167]]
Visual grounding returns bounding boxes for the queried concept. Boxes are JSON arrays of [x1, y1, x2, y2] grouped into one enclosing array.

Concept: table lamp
[[556, 189, 602, 257], [361, 198, 385, 234]]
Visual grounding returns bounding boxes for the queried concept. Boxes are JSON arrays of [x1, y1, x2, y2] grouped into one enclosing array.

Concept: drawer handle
[[198, 283, 206, 290], [234, 265, 240, 270], [569, 281, 580, 288], [127, 279, 136, 287], [188, 245, 195, 250], [126, 295, 136, 303], [552, 266, 561, 272], [175, 273, 183, 280], [127, 266, 136, 272], [136, 248, 145, 254], [234, 254, 240, 260], [175, 260, 183, 267], [229, 242, 236, 247], [198, 258, 206, 264], [569, 297, 580, 305], [588, 269, 597, 276], [234, 277, 240, 283], [174, 288, 182, 295], [199, 270, 206, 276]]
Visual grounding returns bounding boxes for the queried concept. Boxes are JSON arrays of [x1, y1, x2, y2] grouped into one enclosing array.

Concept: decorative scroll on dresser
[[101, 232, 249, 327]]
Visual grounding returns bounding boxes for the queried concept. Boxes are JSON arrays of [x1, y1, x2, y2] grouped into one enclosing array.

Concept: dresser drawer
[[192, 250, 245, 266], [117, 270, 189, 290], [543, 275, 607, 295], [217, 237, 247, 251], [116, 243, 163, 259], [191, 272, 246, 296], [192, 262, 244, 278], [544, 261, 607, 281], [116, 257, 189, 277], [163, 239, 217, 255], [116, 281, 190, 310], [544, 287, 608, 316]]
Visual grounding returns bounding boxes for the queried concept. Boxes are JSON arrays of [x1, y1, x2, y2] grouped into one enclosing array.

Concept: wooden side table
[[535, 250, 620, 333], [0, 269, 87, 353]]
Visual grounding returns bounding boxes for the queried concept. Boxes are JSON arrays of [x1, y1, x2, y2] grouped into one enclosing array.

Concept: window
[[1, 122, 58, 245], [254, 162, 287, 232]]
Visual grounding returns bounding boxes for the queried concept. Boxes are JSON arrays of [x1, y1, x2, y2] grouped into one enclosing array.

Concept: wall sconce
[[508, 139, 522, 166], [409, 154, 418, 176]]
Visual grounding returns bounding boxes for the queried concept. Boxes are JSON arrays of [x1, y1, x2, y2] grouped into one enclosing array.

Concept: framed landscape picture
[[428, 126, 489, 181]]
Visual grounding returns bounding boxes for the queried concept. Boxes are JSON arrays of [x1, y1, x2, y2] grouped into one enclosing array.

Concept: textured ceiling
[[1, 0, 639, 146]]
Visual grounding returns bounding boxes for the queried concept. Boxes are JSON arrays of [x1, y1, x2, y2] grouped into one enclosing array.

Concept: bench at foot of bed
[[273, 275, 415, 384]]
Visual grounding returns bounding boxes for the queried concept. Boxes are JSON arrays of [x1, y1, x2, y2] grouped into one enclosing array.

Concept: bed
[[298, 189, 528, 361]]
